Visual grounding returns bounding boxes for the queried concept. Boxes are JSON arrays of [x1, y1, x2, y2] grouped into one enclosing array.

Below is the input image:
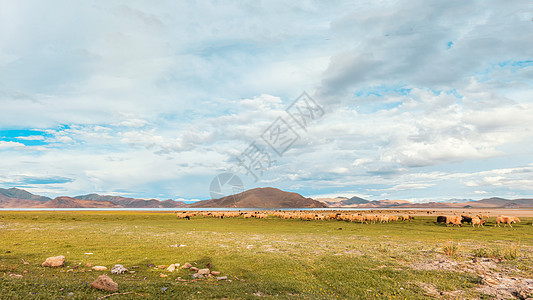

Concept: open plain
[[1, 210, 532, 299]]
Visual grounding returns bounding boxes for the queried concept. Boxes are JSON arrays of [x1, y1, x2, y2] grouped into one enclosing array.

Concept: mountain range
[[0, 187, 532, 209]]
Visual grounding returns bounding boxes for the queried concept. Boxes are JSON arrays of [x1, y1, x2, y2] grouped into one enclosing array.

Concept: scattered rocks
[[160, 274, 168, 278], [157, 265, 166, 269], [91, 275, 118, 292], [211, 271, 221, 276], [166, 264, 176, 272], [181, 262, 192, 269], [42, 255, 65, 267], [9, 273, 23, 279], [92, 266, 107, 271], [111, 264, 127, 275], [85, 263, 92, 267], [190, 266, 198, 272], [216, 276, 228, 281], [197, 268, 210, 275]]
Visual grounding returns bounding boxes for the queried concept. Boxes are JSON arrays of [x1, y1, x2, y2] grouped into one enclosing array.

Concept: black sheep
[[436, 216, 447, 223]]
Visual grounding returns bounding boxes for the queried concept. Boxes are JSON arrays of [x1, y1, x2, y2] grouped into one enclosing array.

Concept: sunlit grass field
[[0, 211, 532, 299]]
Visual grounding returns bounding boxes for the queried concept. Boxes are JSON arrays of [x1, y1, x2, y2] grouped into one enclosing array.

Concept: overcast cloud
[[1, 0, 532, 201]]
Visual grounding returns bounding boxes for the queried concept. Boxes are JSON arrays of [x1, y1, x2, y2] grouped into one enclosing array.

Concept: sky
[[1, 0, 532, 202]]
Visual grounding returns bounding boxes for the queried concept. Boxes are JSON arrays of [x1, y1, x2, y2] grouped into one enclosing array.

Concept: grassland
[[0, 211, 532, 299]]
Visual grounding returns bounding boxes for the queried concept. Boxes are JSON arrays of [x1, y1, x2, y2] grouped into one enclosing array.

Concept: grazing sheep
[[496, 215, 520, 227], [461, 215, 473, 225], [379, 215, 389, 223], [446, 216, 462, 227], [436, 216, 447, 223], [471, 217, 486, 228]]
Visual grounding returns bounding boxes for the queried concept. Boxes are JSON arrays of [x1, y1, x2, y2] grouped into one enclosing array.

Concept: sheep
[[471, 217, 486, 228], [495, 215, 520, 227], [461, 215, 473, 225], [436, 216, 447, 223], [379, 215, 389, 223], [446, 216, 462, 227], [401, 215, 413, 221]]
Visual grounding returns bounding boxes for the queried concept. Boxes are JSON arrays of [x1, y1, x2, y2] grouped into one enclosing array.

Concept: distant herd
[[176, 210, 524, 228]]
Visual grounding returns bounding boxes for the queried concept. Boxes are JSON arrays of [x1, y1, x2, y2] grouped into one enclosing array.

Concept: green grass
[[0, 211, 532, 299]]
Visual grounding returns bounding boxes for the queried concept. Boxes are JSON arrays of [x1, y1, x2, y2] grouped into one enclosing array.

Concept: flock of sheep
[[176, 211, 415, 223], [176, 211, 524, 228], [438, 214, 521, 227]]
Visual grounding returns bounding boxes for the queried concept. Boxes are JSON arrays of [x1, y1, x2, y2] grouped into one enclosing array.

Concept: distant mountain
[[0, 188, 187, 208], [190, 187, 327, 208], [0, 188, 51, 202], [75, 194, 187, 208], [318, 196, 369, 207], [41, 196, 121, 208]]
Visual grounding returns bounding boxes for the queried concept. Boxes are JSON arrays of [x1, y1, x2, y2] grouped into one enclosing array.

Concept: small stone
[[157, 265, 166, 269], [91, 275, 118, 292], [92, 266, 107, 271], [85, 263, 92, 267], [42, 256, 65, 267], [181, 262, 192, 269], [111, 264, 128, 275], [481, 276, 499, 286], [167, 264, 176, 272], [160, 274, 168, 278], [68, 292, 74, 297], [190, 267, 198, 272], [211, 271, 221, 276], [128, 271, 135, 274], [131, 266, 139, 269], [197, 268, 210, 275], [191, 273, 204, 279], [9, 274, 23, 279], [161, 287, 168, 292], [216, 276, 228, 280], [147, 264, 155, 267]]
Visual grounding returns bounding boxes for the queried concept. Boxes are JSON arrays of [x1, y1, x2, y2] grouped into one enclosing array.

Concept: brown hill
[[41, 197, 121, 208], [74, 194, 187, 208], [190, 187, 327, 208]]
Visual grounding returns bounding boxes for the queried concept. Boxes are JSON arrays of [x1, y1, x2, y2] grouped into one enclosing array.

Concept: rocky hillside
[[190, 187, 327, 208]]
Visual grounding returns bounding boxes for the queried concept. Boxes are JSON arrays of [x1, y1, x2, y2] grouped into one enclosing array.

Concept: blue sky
[[1, 0, 532, 202]]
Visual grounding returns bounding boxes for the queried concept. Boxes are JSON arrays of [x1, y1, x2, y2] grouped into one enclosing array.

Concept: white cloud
[[0, 1, 532, 200]]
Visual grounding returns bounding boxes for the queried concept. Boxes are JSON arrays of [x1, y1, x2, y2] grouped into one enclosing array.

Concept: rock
[[481, 276, 499, 286], [181, 262, 192, 269], [160, 274, 168, 278], [9, 273, 23, 279], [147, 263, 155, 267], [197, 268, 210, 275], [85, 263, 92, 267], [191, 273, 204, 279], [190, 267, 198, 272], [91, 275, 118, 292], [157, 265, 166, 269], [128, 271, 135, 274], [216, 276, 228, 280], [68, 292, 74, 297], [111, 264, 127, 275], [92, 266, 107, 271], [41, 256, 65, 267], [167, 264, 176, 272], [211, 271, 221, 276]]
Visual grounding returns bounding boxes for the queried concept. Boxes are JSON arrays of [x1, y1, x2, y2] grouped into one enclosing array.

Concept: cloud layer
[[1, 0, 532, 201]]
